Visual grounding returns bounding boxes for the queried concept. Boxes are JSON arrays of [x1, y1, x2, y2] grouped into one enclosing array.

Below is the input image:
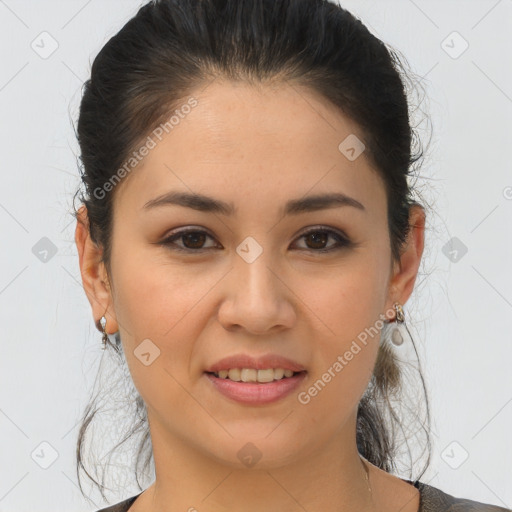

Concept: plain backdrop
[[0, 0, 511, 510]]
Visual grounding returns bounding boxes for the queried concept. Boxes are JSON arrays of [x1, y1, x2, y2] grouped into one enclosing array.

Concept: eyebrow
[[142, 191, 366, 216]]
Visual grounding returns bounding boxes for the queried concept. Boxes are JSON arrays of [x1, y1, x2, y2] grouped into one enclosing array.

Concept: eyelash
[[158, 226, 352, 254]]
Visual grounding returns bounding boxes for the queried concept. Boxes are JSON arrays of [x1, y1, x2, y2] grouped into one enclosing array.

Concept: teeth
[[274, 368, 285, 380], [241, 368, 257, 382], [228, 368, 241, 381], [213, 368, 298, 382]]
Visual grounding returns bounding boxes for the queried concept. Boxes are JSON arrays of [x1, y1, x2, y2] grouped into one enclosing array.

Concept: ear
[[74, 205, 119, 334], [385, 204, 426, 312]]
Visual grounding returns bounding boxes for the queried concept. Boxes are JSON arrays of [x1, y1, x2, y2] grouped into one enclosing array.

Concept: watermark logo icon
[[441, 441, 469, 469], [237, 442, 262, 468], [31, 441, 59, 469], [338, 134, 365, 161], [236, 236, 263, 264], [134, 338, 161, 366], [441, 31, 469, 59], [31, 31, 59, 59], [32, 237, 58, 263], [442, 236, 468, 263]]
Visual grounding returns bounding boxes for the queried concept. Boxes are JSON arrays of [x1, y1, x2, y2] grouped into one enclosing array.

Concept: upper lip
[[205, 353, 306, 373]]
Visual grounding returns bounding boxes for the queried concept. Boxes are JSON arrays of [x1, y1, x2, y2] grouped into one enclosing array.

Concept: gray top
[[95, 480, 511, 512]]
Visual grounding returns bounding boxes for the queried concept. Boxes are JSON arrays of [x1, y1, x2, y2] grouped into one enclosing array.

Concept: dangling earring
[[100, 315, 109, 349], [390, 302, 406, 346], [99, 315, 121, 352]]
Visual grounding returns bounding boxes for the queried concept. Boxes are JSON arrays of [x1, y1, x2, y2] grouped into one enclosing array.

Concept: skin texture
[[75, 79, 425, 512]]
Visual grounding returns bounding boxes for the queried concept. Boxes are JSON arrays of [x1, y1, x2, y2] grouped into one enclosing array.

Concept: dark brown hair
[[72, 0, 433, 502]]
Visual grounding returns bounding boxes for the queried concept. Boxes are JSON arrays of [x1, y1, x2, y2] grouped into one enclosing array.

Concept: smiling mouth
[[204, 369, 307, 404], [205, 368, 306, 383]]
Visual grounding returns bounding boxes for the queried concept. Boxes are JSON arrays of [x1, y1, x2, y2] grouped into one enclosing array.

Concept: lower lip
[[204, 371, 307, 405]]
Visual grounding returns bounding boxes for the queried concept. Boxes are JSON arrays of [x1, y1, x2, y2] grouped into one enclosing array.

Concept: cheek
[[295, 260, 386, 416], [113, 266, 209, 417], [299, 309, 380, 435], [297, 256, 387, 347], [112, 243, 215, 338], [109, 250, 214, 394]]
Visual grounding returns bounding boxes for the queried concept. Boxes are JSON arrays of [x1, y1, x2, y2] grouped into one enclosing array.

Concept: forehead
[[114, 80, 386, 217]]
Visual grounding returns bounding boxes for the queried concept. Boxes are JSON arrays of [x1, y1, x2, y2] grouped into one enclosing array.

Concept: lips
[[204, 371, 307, 405], [204, 353, 306, 373]]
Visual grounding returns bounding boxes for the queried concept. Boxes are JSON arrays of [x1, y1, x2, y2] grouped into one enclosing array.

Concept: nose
[[217, 248, 296, 335]]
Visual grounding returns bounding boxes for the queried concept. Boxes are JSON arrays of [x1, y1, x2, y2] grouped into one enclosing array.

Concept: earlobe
[[386, 204, 426, 310], [74, 206, 119, 333]]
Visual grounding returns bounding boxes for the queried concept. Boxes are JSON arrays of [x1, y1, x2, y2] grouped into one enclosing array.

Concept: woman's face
[[81, 80, 418, 469]]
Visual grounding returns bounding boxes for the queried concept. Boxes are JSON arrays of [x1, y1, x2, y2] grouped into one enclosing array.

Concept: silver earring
[[99, 315, 109, 349], [390, 302, 405, 346]]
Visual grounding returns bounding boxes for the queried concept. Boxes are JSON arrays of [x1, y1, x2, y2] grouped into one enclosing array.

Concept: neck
[[136, 409, 376, 512]]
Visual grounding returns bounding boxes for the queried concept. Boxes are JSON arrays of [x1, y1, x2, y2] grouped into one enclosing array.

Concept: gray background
[[0, 0, 511, 510]]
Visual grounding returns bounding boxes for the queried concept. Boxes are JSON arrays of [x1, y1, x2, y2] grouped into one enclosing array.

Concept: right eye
[[159, 228, 220, 252]]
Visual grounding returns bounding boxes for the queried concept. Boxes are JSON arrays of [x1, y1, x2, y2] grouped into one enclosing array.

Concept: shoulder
[[417, 481, 511, 512], [95, 492, 142, 512], [92, 484, 511, 512]]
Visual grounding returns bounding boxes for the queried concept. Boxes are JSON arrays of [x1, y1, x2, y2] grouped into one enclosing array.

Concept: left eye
[[159, 227, 351, 253], [294, 228, 351, 252]]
